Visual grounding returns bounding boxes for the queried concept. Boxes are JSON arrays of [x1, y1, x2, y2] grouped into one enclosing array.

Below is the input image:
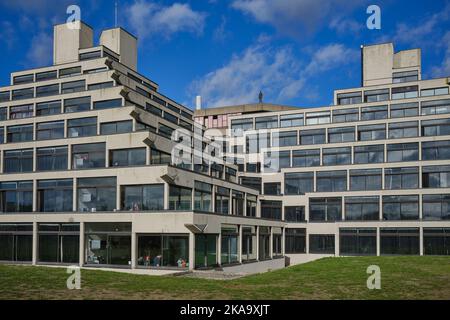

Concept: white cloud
[[26, 32, 53, 67], [213, 16, 231, 43], [0, 21, 16, 50], [432, 31, 450, 78], [125, 1, 206, 40], [189, 41, 356, 108]]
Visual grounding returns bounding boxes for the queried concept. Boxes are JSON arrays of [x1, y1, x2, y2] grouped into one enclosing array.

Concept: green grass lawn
[[0, 256, 449, 300]]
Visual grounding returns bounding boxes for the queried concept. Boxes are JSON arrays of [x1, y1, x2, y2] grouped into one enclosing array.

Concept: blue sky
[[0, 0, 449, 110]]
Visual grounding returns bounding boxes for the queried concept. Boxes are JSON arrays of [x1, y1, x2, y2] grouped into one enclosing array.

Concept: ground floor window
[[339, 228, 376, 255], [195, 234, 217, 269], [380, 228, 419, 255], [258, 227, 271, 260], [273, 228, 282, 257], [309, 234, 335, 254], [285, 228, 306, 254], [423, 228, 450, 255], [0, 223, 32, 262], [221, 226, 238, 265], [137, 234, 189, 268], [38, 223, 79, 263], [242, 226, 257, 261]]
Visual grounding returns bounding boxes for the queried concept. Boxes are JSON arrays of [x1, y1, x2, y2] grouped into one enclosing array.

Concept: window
[[350, 169, 382, 190], [240, 177, 261, 193], [423, 165, 450, 188], [0, 181, 33, 212], [390, 102, 419, 118], [13, 74, 34, 85], [292, 149, 320, 167], [245, 162, 261, 173], [309, 235, 335, 254], [255, 116, 278, 129], [299, 129, 325, 145], [36, 121, 64, 140], [215, 187, 230, 214], [77, 177, 116, 212], [150, 148, 171, 165], [388, 121, 418, 139], [10, 104, 33, 119], [12, 88, 33, 100], [121, 184, 164, 211], [137, 234, 188, 268], [337, 92, 362, 105], [225, 167, 237, 182], [93, 98, 122, 110], [110, 148, 146, 167], [79, 50, 101, 60], [4, 149, 33, 173], [136, 122, 156, 133], [246, 133, 270, 153], [354, 144, 384, 164], [387, 143, 419, 162], [423, 228, 450, 255], [0, 127, 4, 144], [421, 99, 450, 115], [88, 81, 114, 90], [100, 120, 132, 135], [328, 127, 355, 143], [323, 147, 351, 166], [246, 195, 257, 217], [7, 124, 33, 142], [280, 113, 304, 127], [36, 100, 61, 116], [59, 66, 81, 78], [169, 185, 192, 210], [422, 140, 450, 160], [0, 107, 7, 120], [0, 91, 10, 102], [67, 117, 97, 137], [158, 124, 174, 138], [36, 70, 57, 82], [306, 111, 330, 125], [72, 143, 105, 169], [364, 89, 389, 102], [421, 87, 449, 97], [151, 95, 166, 106], [258, 227, 271, 260], [221, 226, 239, 264], [146, 103, 163, 117], [392, 70, 418, 83], [36, 146, 67, 171], [285, 206, 305, 222], [231, 118, 253, 135], [61, 80, 85, 94], [0, 223, 33, 261], [385, 167, 419, 189], [421, 118, 450, 136], [340, 228, 377, 255], [345, 197, 379, 221], [361, 105, 388, 120], [37, 179, 73, 212], [309, 197, 342, 222], [272, 130, 297, 147], [36, 84, 59, 97], [260, 200, 282, 220], [232, 191, 244, 216], [64, 96, 91, 113], [383, 195, 419, 220], [285, 172, 314, 195], [391, 85, 418, 100], [194, 181, 212, 212], [332, 108, 358, 123], [210, 163, 223, 178], [264, 182, 281, 195], [285, 229, 306, 253], [358, 124, 386, 141], [316, 171, 347, 192], [380, 228, 419, 255], [263, 151, 290, 172], [422, 194, 450, 220]]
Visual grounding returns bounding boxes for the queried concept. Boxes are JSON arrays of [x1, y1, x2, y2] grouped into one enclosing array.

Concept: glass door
[[195, 234, 217, 269], [108, 235, 131, 266]]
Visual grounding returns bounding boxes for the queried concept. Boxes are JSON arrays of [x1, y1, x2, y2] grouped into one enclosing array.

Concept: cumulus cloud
[[26, 32, 53, 67], [125, 1, 206, 40], [189, 40, 356, 108]]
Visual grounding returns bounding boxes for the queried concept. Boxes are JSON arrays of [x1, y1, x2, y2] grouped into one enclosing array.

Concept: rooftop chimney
[[196, 96, 202, 110]]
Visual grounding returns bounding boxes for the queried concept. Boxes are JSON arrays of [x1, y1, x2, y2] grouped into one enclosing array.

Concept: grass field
[[0, 256, 449, 300]]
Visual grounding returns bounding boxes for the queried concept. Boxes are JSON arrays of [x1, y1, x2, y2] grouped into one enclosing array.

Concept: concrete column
[[164, 183, 170, 210], [188, 232, 195, 270], [217, 232, 222, 266], [269, 227, 273, 259], [131, 232, 136, 268], [116, 184, 121, 211], [32, 221, 38, 265], [79, 222, 84, 267], [282, 227, 286, 256], [32, 180, 38, 212], [305, 229, 309, 254], [376, 227, 381, 256], [68, 144, 72, 170], [255, 226, 260, 260], [419, 227, 424, 256], [238, 225, 243, 263], [334, 230, 339, 257], [72, 178, 77, 212]]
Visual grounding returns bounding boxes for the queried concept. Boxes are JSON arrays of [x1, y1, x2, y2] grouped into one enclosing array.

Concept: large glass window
[[280, 114, 304, 127], [309, 197, 342, 221], [345, 196, 379, 221], [423, 165, 450, 188], [358, 124, 386, 141], [337, 92, 361, 105], [72, 143, 105, 169], [390, 102, 419, 118], [13, 74, 33, 85], [10, 104, 33, 119], [137, 234, 189, 268], [0, 223, 33, 262], [382, 195, 419, 220], [110, 148, 146, 167], [316, 170, 347, 192], [364, 89, 389, 102], [121, 184, 164, 211], [150, 148, 171, 165], [0, 107, 7, 120], [285, 229, 306, 254], [260, 200, 282, 220], [423, 228, 450, 255], [385, 167, 419, 189], [328, 127, 355, 143], [380, 228, 419, 255], [354, 144, 384, 164], [38, 223, 79, 263], [61, 80, 85, 94], [421, 99, 450, 115], [100, 120, 132, 135], [59, 66, 81, 78], [391, 86, 418, 100], [350, 169, 382, 190], [272, 130, 297, 147], [332, 108, 358, 123], [194, 181, 212, 212], [421, 118, 450, 137], [258, 227, 271, 260], [422, 140, 450, 160], [422, 194, 450, 220], [12, 88, 33, 100], [0, 91, 10, 103], [306, 111, 330, 125], [361, 105, 388, 121], [7, 124, 33, 142], [169, 185, 192, 210], [309, 235, 335, 254], [64, 96, 91, 113], [36, 70, 57, 82], [245, 195, 257, 217], [292, 149, 320, 167], [285, 172, 314, 195], [392, 70, 418, 83], [36, 84, 59, 97], [255, 116, 278, 129], [421, 87, 449, 97], [263, 183, 281, 195], [77, 177, 116, 212], [246, 133, 270, 153], [37, 179, 73, 212], [214, 187, 229, 214], [242, 226, 257, 260], [323, 147, 351, 166], [36, 121, 64, 140], [221, 226, 239, 265], [93, 98, 122, 110], [340, 228, 376, 255], [299, 129, 325, 145], [88, 81, 114, 90], [36, 100, 61, 116], [388, 121, 418, 139], [387, 142, 419, 162], [284, 206, 305, 222], [4, 149, 33, 173], [231, 118, 253, 136], [37, 146, 67, 171], [263, 151, 290, 172], [67, 117, 97, 137], [0, 181, 33, 213]]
